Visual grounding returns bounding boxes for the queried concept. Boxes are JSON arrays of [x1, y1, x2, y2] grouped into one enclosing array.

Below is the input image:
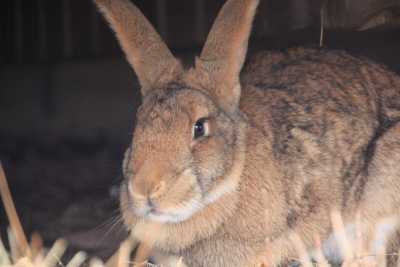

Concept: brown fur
[[94, 0, 400, 266]]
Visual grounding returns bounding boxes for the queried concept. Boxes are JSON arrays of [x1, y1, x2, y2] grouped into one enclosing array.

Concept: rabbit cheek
[[193, 137, 234, 192]]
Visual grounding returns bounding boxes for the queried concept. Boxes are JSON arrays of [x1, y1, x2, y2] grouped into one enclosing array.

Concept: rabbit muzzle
[[128, 165, 204, 223]]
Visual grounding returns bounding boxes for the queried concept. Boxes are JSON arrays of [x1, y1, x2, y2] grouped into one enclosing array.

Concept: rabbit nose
[[128, 160, 168, 199], [129, 177, 166, 199], [150, 180, 166, 197]]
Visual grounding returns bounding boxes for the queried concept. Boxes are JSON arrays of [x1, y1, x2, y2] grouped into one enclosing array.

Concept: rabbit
[[94, 0, 400, 266]]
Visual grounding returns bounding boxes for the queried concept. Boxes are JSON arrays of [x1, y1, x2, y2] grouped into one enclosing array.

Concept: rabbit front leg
[[260, 128, 343, 266], [177, 236, 267, 267], [261, 205, 333, 266]]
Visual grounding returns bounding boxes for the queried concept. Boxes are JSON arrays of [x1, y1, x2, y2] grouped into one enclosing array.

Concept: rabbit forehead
[[136, 86, 218, 128], [131, 86, 219, 158]]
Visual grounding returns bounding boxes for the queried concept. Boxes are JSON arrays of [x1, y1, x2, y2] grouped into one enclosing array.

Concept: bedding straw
[[0, 163, 30, 259]]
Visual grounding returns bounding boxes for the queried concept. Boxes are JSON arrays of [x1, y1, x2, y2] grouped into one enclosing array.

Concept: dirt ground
[[0, 27, 399, 262]]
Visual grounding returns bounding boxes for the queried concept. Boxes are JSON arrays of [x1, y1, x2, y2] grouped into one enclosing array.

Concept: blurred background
[[0, 0, 400, 260]]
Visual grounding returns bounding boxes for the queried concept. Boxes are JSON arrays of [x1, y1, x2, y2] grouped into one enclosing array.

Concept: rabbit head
[[95, 0, 259, 223]]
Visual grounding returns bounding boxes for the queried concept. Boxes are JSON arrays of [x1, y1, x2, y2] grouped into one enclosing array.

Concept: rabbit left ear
[[196, 0, 259, 113], [94, 0, 183, 96]]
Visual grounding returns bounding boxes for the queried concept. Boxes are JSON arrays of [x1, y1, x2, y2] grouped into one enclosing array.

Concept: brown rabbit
[[94, 0, 400, 266]]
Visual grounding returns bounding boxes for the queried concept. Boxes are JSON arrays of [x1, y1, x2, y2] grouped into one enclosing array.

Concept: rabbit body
[[120, 48, 400, 267], [238, 48, 400, 265], [94, 0, 400, 266]]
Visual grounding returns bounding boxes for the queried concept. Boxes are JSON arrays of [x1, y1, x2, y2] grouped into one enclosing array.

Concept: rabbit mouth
[[136, 193, 203, 223]]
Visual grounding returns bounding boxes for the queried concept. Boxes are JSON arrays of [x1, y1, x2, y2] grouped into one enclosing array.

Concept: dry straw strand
[[42, 239, 67, 267], [0, 163, 30, 259], [29, 232, 44, 260], [331, 209, 353, 262], [66, 251, 87, 267], [312, 235, 330, 267], [397, 249, 400, 267], [290, 233, 313, 267], [89, 257, 106, 267], [0, 236, 11, 266]]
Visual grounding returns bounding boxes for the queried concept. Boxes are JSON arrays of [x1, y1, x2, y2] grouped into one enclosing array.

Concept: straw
[[0, 163, 30, 258]]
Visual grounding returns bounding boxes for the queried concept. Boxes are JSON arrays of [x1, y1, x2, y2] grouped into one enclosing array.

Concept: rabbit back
[[241, 48, 400, 204]]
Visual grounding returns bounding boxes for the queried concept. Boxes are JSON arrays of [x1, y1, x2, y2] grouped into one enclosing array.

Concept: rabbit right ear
[[94, 0, 183, 95], [195, 0, 259, 113]]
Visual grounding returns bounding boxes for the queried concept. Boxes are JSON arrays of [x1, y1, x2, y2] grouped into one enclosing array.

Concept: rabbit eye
[[193, 118, 209, 139]]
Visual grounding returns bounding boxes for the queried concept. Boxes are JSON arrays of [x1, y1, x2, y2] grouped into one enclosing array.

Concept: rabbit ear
[[197, 0, 259, 113], [94, 0, 183, 95]]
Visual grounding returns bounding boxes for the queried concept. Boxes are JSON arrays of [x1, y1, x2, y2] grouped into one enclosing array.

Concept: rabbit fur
[[94, 0, 400, 266]]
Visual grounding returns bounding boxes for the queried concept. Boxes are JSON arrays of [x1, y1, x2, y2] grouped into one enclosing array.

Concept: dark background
[[0, 0, 400, 261]]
